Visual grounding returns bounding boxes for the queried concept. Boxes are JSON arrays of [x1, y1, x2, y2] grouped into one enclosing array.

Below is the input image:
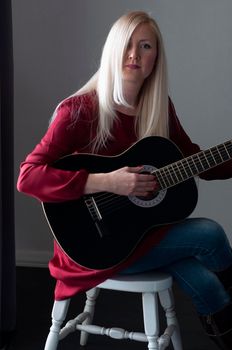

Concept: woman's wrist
[[84, 173, 111, 194]]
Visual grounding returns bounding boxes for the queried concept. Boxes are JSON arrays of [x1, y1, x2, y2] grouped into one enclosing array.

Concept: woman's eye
[[141, 43, 152, 49]]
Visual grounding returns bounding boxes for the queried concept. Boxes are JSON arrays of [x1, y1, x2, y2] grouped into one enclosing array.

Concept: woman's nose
[[128, 46, 140, 60]]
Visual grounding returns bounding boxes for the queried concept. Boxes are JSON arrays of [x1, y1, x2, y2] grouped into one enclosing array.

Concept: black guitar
[[42, 136, 232, 270]]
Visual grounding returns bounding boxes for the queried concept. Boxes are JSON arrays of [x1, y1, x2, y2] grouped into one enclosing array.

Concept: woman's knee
[[193, 218, 228, 248]]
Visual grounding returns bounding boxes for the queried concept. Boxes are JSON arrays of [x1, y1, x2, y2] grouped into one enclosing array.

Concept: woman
[[17, 11, 232, 349]]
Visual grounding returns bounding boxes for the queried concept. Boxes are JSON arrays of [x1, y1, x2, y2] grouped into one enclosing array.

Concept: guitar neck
[[154, 140, 232, 189]]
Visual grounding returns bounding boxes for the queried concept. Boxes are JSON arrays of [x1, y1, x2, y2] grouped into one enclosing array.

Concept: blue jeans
[[121, 218, 232, 315]]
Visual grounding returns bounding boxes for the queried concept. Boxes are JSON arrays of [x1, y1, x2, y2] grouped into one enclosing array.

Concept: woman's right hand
[[84, 166, 159, 197]]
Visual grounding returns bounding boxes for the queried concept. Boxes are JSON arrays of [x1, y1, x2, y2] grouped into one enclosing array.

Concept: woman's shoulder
[[51, 90, 98, 127], [58, 90, 98, 112]]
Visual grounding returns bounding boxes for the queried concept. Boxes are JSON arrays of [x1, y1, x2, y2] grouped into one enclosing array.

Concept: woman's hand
[[84, 166, 159, 196]]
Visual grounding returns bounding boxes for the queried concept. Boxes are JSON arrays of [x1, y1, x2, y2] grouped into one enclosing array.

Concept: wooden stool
[[44, 272, 183, 350]]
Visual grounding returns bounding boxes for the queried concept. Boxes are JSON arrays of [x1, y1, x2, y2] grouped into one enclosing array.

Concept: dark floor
[[9, 266, 218, 350]]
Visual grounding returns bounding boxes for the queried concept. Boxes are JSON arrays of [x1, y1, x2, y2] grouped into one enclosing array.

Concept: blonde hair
[[54, 11, 169, 152]]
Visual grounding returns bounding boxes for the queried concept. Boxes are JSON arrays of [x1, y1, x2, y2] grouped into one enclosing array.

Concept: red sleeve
[[17, 99, 90, 202], [168, 99, 232, 180]]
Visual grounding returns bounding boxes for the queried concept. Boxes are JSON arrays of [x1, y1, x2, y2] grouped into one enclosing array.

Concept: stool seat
[[44, 271, 183, 350], [99, 272, 173, 292]]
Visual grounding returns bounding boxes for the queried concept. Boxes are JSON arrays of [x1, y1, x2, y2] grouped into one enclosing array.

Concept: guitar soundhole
[[128, 165, 167, 208], [137, 190, 159, 201]]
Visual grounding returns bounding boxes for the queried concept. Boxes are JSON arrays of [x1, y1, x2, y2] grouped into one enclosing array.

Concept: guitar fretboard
[[154, 140, 232, 189]]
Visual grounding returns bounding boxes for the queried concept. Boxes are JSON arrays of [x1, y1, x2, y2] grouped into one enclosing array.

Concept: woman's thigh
[[122, 217, 232, 273]]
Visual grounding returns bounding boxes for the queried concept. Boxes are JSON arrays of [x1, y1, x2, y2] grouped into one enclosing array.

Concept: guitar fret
[[163, 164, 182, 184], [181, 159, 195, 177], [192, 153, 203, 172], [211, 150, 222, 164], [200, 151, 213, 169], [223, 144, 231, 159], [172, 163, 184, 182], [211, 145, 228, 164], [195, 154, 205, 172], [219, 144, 231, 161], [170, 164, 181, 183], [166, 167, 176, 185], [155, 171, 166, 189], [220, 144, 231, 161], [219, 146, 226, 161], [187, 158, 199, 175], [208, 149, 217, 166], [197, 155, 209, 171], [226, 142, 232, 157], [191, 154, 205, 172], [159, 168, 172, 187], [214, 146, 223, 162], [178, 162, 188, 180]]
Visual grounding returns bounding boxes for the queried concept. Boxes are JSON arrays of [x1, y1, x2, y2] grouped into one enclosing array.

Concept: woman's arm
[[17, 102, 89, 202], [85, 166, 158, 197]]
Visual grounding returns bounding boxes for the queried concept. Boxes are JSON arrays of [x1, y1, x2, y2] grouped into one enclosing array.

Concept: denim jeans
[[121, 218, 232, 315]]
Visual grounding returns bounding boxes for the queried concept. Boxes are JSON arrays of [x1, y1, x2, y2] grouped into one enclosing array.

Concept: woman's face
[[123, 23, 158, 87]]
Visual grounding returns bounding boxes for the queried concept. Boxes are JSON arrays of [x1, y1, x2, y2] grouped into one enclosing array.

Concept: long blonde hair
[[54, 11, 169, 152]]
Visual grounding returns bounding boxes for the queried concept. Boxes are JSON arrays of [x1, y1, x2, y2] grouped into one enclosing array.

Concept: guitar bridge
[[84, 195, 110, 238], [85, 196, 102, 221]]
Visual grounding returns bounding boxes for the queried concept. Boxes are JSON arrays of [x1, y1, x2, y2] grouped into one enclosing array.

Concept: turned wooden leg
[[80, 287, 100, 346], [44, 299, 70, 350], [142, 292, 159, 350], [158, 289, 183, 350]]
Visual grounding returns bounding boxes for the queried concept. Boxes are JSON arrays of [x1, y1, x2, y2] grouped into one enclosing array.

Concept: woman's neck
[[122, 81, 141, 105], [115, 81, 141, 115]]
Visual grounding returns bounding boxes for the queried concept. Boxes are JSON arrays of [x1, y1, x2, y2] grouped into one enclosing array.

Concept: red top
[[17, 93, 232, 300]]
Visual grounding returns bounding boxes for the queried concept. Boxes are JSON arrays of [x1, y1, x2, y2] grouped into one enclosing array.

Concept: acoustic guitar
[[42, 136, 232, 270]]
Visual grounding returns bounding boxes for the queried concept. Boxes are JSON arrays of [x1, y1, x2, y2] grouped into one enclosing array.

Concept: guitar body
[[42, 136, 198, 270]]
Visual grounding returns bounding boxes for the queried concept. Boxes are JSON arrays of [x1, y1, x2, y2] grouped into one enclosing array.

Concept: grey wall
[[13, 0, 232, 267]]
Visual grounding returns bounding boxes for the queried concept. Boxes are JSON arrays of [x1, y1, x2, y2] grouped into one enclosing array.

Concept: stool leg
[[142, 292, 159, 350], [44, 299, 70, 350], [158, 289, 183, 350], [80, 287, 100, 346]]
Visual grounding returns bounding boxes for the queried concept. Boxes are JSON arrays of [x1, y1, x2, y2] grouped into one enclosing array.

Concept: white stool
[[44, 272, 183, 350]]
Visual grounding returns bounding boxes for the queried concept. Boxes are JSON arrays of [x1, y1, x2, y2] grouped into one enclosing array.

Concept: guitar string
[[167, 146, 232, 177], [86, 197, 130, 221], [97, 197, 131, 216], [156, 143, 232, 188], [97, 194, 126, 210], [87, 193, 131, 218]]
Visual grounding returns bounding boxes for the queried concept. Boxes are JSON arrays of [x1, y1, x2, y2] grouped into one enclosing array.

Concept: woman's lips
[[125, 64, 140, 69]]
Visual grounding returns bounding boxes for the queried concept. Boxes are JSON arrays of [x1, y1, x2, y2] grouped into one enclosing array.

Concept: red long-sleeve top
[[17, 93, 232, 300]]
